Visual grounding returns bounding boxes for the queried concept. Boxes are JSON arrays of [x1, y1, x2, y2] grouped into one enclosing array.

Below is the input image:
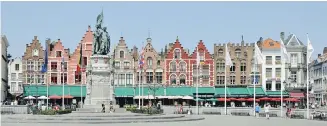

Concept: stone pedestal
[[84, 55, 115, 107]]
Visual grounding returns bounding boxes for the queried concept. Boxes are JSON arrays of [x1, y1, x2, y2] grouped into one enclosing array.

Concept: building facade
[[113, 37, 135, 87], [1, 35, 9, 102], [136, 38, 165, 85], [165, 37, 192, 86], [8, 57, 23, 95], [261, 38, 285, 91], [214, 41, 257, 86], [189, 40, 214, 86], [282, 33, 308, 88], [309, 50, 327, 104], [22, 36, 46, 85]]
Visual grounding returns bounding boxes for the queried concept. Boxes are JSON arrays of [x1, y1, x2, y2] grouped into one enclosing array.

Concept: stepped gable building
[[164, 37, 191, 86], [135, 37, 165, 85], [68, 26, 94, 85], [189, 40, 214, 86], [47, 39, 70, 85], [112, 37, 135, 87], [213, 40, 257, 86], [22, 36, 46, 85]]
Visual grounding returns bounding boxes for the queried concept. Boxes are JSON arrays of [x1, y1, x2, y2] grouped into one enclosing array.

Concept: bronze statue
[[92, 11, 110, 55]]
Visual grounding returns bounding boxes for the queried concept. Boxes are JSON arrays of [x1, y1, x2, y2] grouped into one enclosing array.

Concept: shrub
[[130, 107, 163, 115], [39, 109, 72, 115], [125, 105, 137, 111]]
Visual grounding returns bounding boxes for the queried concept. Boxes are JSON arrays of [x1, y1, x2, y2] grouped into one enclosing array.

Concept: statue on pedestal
[[92, 11, 110, 55]]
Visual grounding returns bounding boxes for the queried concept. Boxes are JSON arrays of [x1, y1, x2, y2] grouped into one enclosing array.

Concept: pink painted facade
[[46, 26, 93, 85]]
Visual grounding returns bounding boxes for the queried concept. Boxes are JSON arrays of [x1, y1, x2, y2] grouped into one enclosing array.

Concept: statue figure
[[92, 11, 110, 55]]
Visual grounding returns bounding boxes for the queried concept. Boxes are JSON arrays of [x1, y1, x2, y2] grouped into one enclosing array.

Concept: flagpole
[[306, 33, 310, 119], [138, 70, 141, 109], [253, 47, 256, 117], [62, 57, 65, 110], [196, 47, 199, 115], [224, 45, 227, 115], [46, 71, 49, 109], [280, 40, 284, 118]]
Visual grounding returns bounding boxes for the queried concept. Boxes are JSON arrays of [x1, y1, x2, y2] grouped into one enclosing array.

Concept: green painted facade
[[23, 85, 86, 97]]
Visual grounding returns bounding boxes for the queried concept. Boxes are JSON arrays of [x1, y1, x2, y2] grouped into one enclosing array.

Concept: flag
[[41, 42, 48, 73], [76, 44, 82, 73], [225, 44, 233, 67], [307, 34, 314, 62], [280, 39, 289, 62], [254, 43, 264, 64], [196, 47, 200, 68], [139, 47, 144, 68]]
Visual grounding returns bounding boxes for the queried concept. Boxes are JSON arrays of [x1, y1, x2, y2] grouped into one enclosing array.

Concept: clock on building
[[33, 49, 39, 56]]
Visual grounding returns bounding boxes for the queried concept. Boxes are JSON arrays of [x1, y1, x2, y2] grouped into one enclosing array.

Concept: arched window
[[235, 49, 241, 58], [147, 57, 153, 66], [170, 74, 177, 85], [174, 49, 181, 59], [119, 51, 124, 58], [179, 61, 186, 72], [170, 61, 177, 72], [180, 74, 186, 85], [218, 49, 223, 57], [157, 60, 160, 65]]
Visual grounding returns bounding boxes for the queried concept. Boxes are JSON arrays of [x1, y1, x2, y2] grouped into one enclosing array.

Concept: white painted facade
[[309, 54, 327, 105], [262, 45, 285, 91], [8, 57, 23, 95], [1, 35, 9, 102]]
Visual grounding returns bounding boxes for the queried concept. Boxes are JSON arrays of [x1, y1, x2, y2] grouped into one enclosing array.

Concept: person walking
[[255, 103, 260, 118], [264, 103, 271, 119]]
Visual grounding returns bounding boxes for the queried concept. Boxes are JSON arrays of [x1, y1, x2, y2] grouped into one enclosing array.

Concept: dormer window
[[269, 42, 274, 46], [174, 49, 181, 59]]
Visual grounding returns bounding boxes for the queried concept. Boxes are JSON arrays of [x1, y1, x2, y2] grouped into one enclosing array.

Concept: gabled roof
[[190, 40, 212, 59], [285, 34, 304, 46], [262, 38, 280, 49], [165, 37, 189, 59]]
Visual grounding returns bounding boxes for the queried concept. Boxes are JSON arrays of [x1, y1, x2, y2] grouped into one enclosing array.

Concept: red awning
[[236, 98, 247, 101], [246, 98, 260, 102], [217, 98, 231, 102], [62, 95, 74, 99], [49, 95, 61, 99], [259, 97, 271, 101], [290, 93, 304, 98]]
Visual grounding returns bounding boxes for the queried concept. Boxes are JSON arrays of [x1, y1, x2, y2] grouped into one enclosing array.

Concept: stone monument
[[83, 11, 115, 111]]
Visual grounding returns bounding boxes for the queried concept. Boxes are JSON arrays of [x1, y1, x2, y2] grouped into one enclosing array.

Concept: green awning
[[135, 87, 165, 96], [115, 87, 134, 97], [215, 87, 229, 96], [166, 87, 192, 96], [23, 85, 86, 97], [248, 87, 266, 96], [228, 87, 250, 97], [206, 98, 218, 101], [192, 87, 215, 94], [266, 91, 289, 97]]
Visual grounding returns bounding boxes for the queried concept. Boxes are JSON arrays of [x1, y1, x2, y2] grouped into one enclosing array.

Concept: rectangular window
[[291, 71, 297, 83], [230, 76, 235, 84], [18, 73, 23, 81], [276, 81, 281, 90], [240, 76, 246, 84], [146, 72, 153, 84], [60, 73, 68, 84], [74, 71, 81, 84], [291, 54, 297, 65], [266, 68, 272, 78], [124, 62, 130, 68], [136, 72, 143, 84], [51, 73, 58, 84], [266, 56, 272, 65], [275, 56, 281, 64], [276, 68, 281, 78], [51, 62, 57, 70], [56, 51, 62, 57], [83, 57, 87, 66], [230, 63, 235, 72], [155, 72, 162, 84], [126, 74, 133, 85], [15, 64, 19, 71], [240, 63, 246, 72], [118, 74, 125, 85], [216, 63, 225, 72], [11, 73, 16, 80], [115, 61, 120, 68], [216, 76, 225, 85], [266, 81, 272, 91]]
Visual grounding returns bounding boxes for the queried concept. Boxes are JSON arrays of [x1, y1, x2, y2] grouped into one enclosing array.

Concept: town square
[[1, 1, 327, 125]]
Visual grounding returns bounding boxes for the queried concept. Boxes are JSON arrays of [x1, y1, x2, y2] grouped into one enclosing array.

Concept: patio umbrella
[[62, 95, 74, 99], [228, 98, 237, 101], [284, 98, 300, 102], [246, 98, 260, 102], [271, 98, 281, 102], [38, 96, 49, 99], [217, 98, 231, 102], [49, 95, 61, 99], [24, 95, 36, 99], [259, 97, 271, 101], [236, 98, 246, 101], [182, 96, 193, 100]]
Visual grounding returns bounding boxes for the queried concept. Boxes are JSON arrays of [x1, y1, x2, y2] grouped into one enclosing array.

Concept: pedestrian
[[264, 103, 270, 119], [255, 103, 260, 118], [101, 104, 105, 113]]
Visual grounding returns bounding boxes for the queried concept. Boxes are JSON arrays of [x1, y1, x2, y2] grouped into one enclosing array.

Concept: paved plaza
[[2, 114, 327, 126]]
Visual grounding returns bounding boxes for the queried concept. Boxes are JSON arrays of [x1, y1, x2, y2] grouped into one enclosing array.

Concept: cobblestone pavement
[[2, 115, 327, 126]]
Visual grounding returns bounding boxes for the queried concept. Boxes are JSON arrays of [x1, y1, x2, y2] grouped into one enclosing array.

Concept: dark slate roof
[[284, 34, 304, 46]]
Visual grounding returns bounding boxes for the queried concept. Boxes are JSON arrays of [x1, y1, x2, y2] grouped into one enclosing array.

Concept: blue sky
[[1, 2, 327, 58]]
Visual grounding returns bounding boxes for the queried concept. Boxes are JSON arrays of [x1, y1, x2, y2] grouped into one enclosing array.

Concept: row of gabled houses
[[8, 25, 311, 96]]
